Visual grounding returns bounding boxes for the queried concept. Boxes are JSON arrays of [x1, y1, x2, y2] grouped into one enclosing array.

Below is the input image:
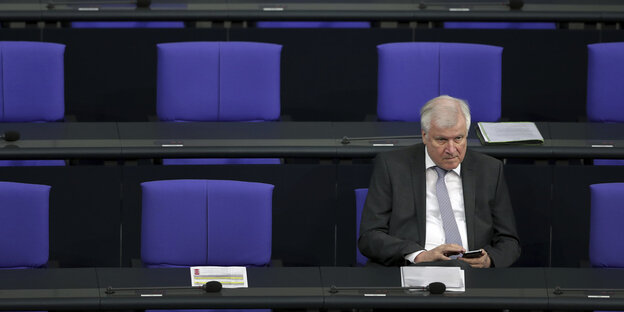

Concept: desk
[[1, 121, 624, 160], [0, 268, 99, 311], [0, 122, 120, 160], [2, 267, 624, 310], [98, 267, 323, 310], [321, 267, 549, 310]]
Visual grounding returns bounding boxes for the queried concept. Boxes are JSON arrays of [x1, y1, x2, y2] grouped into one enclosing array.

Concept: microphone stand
[[341, 135, 422, 145]]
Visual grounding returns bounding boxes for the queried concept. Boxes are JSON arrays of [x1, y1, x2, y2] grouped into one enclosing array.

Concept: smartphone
[[462, 249, 483, 258]]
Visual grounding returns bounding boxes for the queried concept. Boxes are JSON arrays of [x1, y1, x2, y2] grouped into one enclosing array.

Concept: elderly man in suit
[[359, 95, 520, 268]]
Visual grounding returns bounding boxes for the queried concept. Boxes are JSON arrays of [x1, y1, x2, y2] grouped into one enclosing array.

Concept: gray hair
[[420, 95, 471, 134]]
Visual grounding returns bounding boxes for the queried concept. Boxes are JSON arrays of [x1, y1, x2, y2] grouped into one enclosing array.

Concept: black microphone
[[508, 0, 524, 10], [105, 280, 223, 294], [329, 282, 446, 295], [136, 0, 151, 8], [1, 130, 20, 142], [553, 286, 624, 295]]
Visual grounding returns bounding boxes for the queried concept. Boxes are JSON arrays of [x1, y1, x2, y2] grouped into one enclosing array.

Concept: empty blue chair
[[256, 21, 370, 28], [377, 42, 502, 122], [0, 41, 66, 166], [141, 179, 273, 312], [444, 22, 556, 29], [589, 183, 624, 268], [355, 188, 369, 266], [0, 42, 64, 122], [586, 42, 624, 165], [0, 181, 50, 269], [141, 179, 274, 268], [157, 41, 282, 165]]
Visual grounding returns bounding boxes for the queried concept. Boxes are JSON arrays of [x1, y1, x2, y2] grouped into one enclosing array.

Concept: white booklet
[[400, 266, 465, 292], [477, 122, 544, 145], [189, 266, 248, 288]]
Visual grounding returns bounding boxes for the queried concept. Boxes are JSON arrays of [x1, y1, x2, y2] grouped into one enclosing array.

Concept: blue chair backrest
[[587, 42, 624, 123], [589, 183, 624, 268], [355, 188, 369, 266], [0, 41, 65, 122], [0, 181, 50, 269], [157, 41, 282, 122], [141, 179, 274, 267], [377, 42, 502, 122]]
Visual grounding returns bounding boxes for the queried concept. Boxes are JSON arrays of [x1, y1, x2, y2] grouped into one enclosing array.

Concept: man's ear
[[421, 130, 427, 144]]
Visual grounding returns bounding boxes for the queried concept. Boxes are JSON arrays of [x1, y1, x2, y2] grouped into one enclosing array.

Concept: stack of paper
[[477, 122, 544, 145], [400, 266, 465, 292]]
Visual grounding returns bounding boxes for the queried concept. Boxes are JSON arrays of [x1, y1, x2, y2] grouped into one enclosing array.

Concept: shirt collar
[[424, 145, 461, 175]]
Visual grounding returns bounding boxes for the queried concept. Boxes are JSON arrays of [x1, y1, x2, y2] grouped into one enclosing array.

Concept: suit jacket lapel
[[461, 151, 477, 249], [409, 144, 427, 246]]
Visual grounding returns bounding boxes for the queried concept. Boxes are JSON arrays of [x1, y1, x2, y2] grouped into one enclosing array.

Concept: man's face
[[422, 115, 467, 170]]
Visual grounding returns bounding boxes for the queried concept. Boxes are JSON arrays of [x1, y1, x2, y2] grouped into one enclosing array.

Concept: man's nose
[[446, 141, 458, 155]]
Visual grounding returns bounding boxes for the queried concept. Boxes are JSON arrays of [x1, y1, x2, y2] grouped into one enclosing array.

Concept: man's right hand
[[413, 244, 465, 263]]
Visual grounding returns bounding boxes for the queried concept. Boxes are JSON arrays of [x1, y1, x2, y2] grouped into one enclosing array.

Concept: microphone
[[136, 0, 151, 8], [329, 282, 446, 295], [508, 0, 524, 10], [553, 286, 623, 295], [341, 135, 421, 145], [1, 131, 20, 142], [105, 280, 223, 294]]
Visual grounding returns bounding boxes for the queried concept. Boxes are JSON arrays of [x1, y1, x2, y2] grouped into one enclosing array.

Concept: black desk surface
[[0, 122, 121, 160], [98, 267, 324, 310], [0, 268, 99, 311], [2, 121, 624, 160], [321, 267, 549, 310], [1, 267, 624, 310]]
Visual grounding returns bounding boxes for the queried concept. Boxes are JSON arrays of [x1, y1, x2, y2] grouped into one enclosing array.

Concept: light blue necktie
[[434, 166, 463, 252]]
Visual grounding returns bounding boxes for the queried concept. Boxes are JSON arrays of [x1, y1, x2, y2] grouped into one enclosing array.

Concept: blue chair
[[0, 181, 50, 269], [71, 21, 184, 28], [256, 21, 370, 28], [156, 41, 282, 165], [141, 179, 273, 312], [141, 179, 274, 268], [589, 183, 624, 268], [377, 42, 502, 122], [355, 188, 369, 266], [444, 22, 556, 29], [0, 41, 66, 166], [586, 42, 624, 165]]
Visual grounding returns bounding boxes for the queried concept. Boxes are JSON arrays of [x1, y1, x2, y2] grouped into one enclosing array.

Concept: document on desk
[[477, 122, 544, 145], [400, 266, 465, 292], [190, 266, 248, 288]]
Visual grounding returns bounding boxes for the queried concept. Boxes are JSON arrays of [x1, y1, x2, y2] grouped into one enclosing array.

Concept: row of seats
[[2, 179, 622, 271], [1, 40, 621, 125]]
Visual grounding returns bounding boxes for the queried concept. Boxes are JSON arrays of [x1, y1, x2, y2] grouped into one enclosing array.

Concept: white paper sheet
[[189, 266, 248, 288]]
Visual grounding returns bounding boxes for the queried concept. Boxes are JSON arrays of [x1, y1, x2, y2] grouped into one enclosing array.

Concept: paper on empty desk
[[190, 266, 248, 288], [400, 266, 465, 292], [477, 122, 544, 145]]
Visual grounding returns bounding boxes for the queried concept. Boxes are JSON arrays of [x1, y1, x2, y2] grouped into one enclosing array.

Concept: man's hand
[[459, 249, 491, 268], [414, 244, 465, 263]]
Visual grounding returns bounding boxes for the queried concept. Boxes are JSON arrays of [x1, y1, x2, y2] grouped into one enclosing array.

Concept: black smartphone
[[462, 249, 483, 258]]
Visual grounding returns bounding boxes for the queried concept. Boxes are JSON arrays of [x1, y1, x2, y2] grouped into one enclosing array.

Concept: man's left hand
[[459, 249, 491, 268]]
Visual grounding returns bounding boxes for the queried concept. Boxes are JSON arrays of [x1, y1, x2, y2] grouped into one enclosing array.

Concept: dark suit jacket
[[358, 144, 521, 267]]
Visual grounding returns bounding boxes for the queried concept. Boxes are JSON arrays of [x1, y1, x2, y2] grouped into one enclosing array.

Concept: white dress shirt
[[404, 146, 468, 263]]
